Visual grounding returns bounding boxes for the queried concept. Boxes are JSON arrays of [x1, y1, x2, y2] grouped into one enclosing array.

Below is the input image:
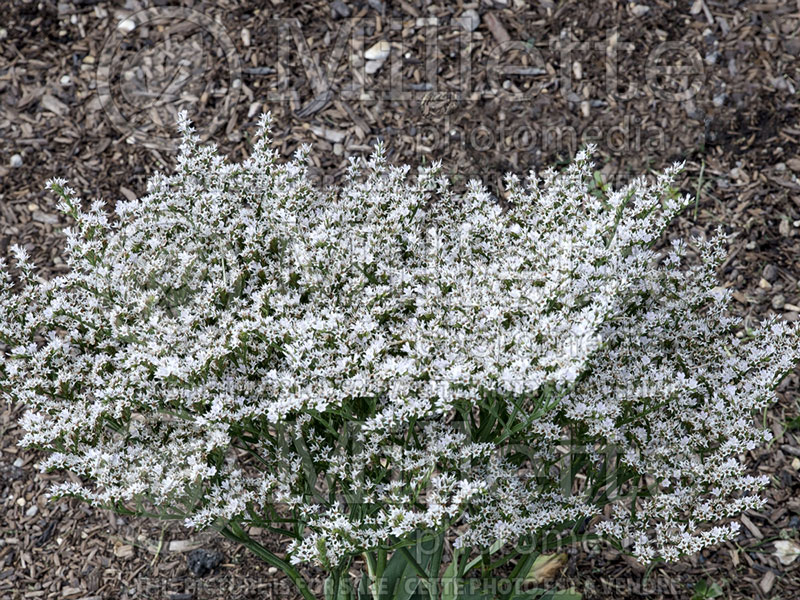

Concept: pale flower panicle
[[1, 117, 797, 568]]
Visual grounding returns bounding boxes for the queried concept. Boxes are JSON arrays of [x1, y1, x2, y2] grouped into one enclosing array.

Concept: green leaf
[[376, 533, 435, 600], [512, 588, 582, 600], [462, 539, 505, 575], [357, 572, 372, 600], [451, 578, 493, 600], [510, 591, 548, 600], [324, 575, 356, 600], [498, 550, 539, 600], [341, 578, 356, 600], [691, 579, 723, 600], [440, 554, 460, 600], [542, 589, 582, 600], [324, 575, 337, 600], [378, 547, 409, 597]]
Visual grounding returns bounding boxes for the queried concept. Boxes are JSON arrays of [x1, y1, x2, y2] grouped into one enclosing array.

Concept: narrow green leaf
[[440, 553, 460, 600], [378, 531, 438, 600], [357, 572, 372, 600], [462, 539, 505, 575]]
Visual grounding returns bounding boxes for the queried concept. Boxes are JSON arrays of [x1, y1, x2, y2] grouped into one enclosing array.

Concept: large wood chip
[[483, 13, 510, 46], [295, 89, 333, 119], [740, 514, 763, 539], [41, 94, 68, 116]]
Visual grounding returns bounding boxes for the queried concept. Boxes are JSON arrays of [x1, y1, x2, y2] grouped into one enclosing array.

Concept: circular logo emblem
[[96, 6, 241, 151]]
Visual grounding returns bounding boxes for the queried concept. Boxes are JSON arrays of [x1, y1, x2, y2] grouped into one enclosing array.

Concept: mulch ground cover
[[2, 0, 800, 598]]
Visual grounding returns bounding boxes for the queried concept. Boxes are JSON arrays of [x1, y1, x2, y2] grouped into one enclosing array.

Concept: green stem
[[364, 551, 377, 579], [428, 534, 445, 600], [376, 547, 387, 578], [327, 568, 341, 600], [363, 551, 377, 600], [219, 524, 316, 600], [480, 551, 490, 580], [499, 550, 539, 600], [456, 546, 472, 578], [373, 547, 387, 600]]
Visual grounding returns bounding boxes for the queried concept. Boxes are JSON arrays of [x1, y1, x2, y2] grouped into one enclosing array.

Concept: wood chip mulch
[[2, 1, 800, 598]]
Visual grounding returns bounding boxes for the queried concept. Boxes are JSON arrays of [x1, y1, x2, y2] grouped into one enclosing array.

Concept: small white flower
[[1, 116, 797, 569]]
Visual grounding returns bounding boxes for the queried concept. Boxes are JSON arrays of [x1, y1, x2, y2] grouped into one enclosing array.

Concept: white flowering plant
[[1, 113, 798, 600]]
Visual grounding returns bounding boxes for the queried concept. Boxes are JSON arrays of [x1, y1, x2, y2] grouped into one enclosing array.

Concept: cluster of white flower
[[1, 112, 797, 569]]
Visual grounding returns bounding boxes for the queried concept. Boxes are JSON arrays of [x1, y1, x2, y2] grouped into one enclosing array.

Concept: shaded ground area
[[1, 0, 800, 598]]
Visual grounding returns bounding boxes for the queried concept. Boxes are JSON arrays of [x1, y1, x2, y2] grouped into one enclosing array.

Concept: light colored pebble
[[365, 60, 385, 75], [118, 18, 136, 34], [365, 40, 390, 62], [455, 9, 480, 32]]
